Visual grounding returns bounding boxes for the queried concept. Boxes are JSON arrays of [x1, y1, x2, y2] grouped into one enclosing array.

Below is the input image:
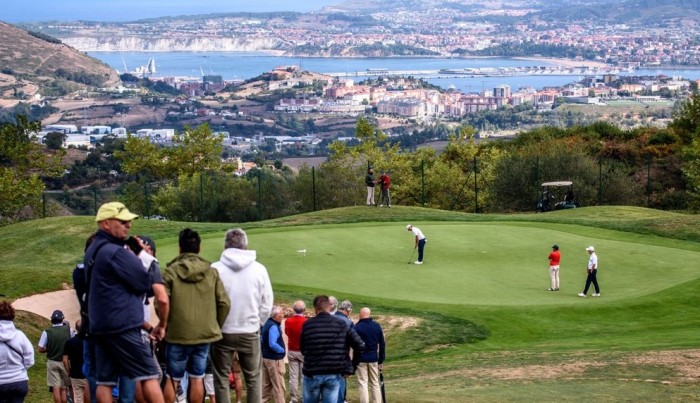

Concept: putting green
[[158, 222, 700, 306]]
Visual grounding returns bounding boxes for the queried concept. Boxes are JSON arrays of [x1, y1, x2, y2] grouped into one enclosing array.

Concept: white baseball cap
[[406, 224, 412, 229], [586, 246, 595, 252]]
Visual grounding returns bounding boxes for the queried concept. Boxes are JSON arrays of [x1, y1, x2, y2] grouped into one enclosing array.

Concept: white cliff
[[63, 36, 292, 52]]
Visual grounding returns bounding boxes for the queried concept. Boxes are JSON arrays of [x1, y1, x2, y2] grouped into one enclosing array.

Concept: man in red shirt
[[548, 244, 561, 291], [378, 171, 391, 208], [284, 300, 307, 403]]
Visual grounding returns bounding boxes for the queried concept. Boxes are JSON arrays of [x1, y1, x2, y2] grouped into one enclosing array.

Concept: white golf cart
[[535, 181, 580, 212]]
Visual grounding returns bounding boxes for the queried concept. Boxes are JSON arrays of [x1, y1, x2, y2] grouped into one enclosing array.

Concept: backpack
[[79, 240, 109, 338]]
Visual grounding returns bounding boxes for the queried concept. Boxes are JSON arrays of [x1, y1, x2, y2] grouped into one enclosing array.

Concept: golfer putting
[[406, 224, 426, 265]]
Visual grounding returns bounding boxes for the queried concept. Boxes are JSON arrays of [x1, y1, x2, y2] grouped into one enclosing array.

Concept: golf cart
[[536, 181, 580, 212]]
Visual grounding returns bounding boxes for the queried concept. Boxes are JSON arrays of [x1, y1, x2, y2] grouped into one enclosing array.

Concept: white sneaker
[[592, 293, 600, 297], [414, 261, 423, 265], [578, 292, 586, 297]]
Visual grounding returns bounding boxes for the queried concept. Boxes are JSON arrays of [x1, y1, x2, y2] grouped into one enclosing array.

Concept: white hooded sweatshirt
[[0, 320, 34, 385], [212, 248, 273, 334]]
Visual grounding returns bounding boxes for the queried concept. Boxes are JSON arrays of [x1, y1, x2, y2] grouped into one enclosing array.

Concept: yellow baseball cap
[[95, 202, 139, 222]]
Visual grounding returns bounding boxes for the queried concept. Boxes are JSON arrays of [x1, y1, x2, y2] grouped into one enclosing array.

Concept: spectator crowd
[[1, 201, 387, 403]]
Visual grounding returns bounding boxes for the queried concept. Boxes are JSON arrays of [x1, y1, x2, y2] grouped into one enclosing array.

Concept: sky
[[1, 0, 343, 23]]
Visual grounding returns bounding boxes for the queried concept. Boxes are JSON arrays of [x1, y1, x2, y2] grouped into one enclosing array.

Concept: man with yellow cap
[[83, 202, 165, 403]]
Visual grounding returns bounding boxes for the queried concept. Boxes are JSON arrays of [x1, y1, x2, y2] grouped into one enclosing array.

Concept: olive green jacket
[[163, 253, 231, 344]]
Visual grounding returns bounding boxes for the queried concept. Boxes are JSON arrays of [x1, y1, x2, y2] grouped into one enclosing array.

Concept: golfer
[[578, 246, 600, 297], [406, 224, 426, 265], [548, 244, 561, 291]]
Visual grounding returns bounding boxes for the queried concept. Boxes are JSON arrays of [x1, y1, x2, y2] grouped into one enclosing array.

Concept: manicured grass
[[3, 206, 700, 402]]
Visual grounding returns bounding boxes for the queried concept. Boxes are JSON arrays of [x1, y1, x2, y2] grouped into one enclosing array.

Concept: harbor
[[326, 65, 631, 79]]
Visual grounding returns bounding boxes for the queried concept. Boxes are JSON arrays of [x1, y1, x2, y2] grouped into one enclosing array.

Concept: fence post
[[474, 156, 479, 213], [93, 186, 98, 214], [646, 155, 652, 206], [598, 159, 603, 205], [257, 169, 263, 221], [421, 160, 425, 207], [312, 166, 317, 211], [199, 173, 204, 222], [144, 181, 150, 218], [42, 193, 46, 218]]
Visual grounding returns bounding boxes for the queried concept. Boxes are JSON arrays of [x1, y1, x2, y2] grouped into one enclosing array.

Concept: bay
[[90, 51, 700, 92]]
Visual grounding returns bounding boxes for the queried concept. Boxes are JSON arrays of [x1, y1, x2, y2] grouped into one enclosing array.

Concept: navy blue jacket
[[84, 230, 154, 335], [354, 317, 385, 364], [261, 318, 285, 360]]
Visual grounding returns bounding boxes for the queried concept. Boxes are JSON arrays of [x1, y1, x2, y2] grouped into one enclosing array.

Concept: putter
[[408, 246, 416, 264]]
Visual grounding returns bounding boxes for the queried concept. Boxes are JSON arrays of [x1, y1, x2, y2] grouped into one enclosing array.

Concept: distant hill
[[532, 0, 700, 24], [0, 21, 120, 100]]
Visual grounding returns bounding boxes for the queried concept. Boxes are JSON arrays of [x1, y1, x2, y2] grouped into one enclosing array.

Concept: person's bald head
[[360, 307, 371, 319]]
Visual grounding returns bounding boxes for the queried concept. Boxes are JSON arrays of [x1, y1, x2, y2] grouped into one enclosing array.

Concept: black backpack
[[78, 240, 109, 338]]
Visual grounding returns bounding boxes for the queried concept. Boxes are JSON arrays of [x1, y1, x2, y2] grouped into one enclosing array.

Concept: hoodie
[[0, 320, 34, 385], [212, 248, 273, 334], [163, 253, 231, 344]]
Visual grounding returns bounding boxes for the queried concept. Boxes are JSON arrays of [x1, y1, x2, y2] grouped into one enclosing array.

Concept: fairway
[[158, 221, 700, 306]]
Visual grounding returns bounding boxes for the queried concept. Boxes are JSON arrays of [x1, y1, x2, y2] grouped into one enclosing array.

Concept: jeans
[[83, 339, 97, 399], [0, 380, 28, 403], [303, 374, 342, 403], [337, 376, 346, 403], [166, 343, 210, 380], [117, 376, 135, 403]]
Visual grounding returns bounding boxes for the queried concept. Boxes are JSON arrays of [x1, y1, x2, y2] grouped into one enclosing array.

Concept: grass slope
[[3, 206, 700, 402]]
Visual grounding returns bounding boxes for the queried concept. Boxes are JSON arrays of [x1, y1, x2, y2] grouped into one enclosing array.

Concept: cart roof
[[541, 181, 573, 187]]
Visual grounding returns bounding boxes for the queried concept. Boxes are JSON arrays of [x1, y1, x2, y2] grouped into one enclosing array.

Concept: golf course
[[3, 205, 700, 402]]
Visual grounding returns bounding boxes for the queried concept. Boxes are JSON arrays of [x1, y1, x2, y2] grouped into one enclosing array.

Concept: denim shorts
[[166, 343, 210, 380], [94, 328, 160, 385]]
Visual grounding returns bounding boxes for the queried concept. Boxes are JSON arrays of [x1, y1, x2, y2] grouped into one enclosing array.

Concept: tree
[[167, 123, 224, 177], [669, 94, 700, 145], [0, 115, 65, 224], [44, 132, 66, 150]]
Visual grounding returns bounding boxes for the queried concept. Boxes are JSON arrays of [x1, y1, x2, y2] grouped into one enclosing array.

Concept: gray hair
[[293, 300, 306, 314], [339, 300, 353, 312], [225, 228, 248, 250], [328, 296, 338, 314], [270, 305, 283, 317]]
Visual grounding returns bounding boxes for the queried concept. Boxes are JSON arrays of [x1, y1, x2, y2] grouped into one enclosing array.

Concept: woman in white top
[[0, 301, 35, 402]]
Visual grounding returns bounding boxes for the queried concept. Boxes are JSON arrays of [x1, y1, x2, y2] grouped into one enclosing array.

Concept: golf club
[[408, 246, 416, 264]]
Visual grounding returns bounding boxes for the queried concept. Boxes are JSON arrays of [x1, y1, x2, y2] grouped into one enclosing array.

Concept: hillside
[[0, 21, 120, 102]]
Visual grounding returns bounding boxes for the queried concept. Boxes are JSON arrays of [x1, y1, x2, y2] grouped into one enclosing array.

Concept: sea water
[[90, 52, 700, 92]]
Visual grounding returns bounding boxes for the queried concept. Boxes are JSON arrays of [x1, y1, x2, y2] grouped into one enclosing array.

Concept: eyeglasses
[[111, 219, 131, 225]]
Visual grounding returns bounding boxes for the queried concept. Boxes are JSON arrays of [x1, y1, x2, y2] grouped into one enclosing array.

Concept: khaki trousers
[[70, 378, 88, 403], [287, 350, 304, 403], [262, 358, 286, 403], [357, 362, 382, 403]]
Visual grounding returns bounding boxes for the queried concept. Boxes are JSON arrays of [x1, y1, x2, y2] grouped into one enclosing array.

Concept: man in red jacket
[[284, 301, 307, 403], [378, 171, 391, 208]]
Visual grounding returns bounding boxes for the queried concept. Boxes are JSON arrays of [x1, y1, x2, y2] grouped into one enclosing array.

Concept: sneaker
[[592, 293, 600, 297], [554, 288, 560, 291], [414, 261, 423, 265], [578, 292, 586, 297], [547, 288, 555, 291]]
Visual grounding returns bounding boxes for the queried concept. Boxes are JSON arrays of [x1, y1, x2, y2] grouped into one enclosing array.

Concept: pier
[[326, 65, 627, 79]]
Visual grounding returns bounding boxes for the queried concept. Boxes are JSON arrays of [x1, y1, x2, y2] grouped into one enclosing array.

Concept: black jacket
[[301, 312, 365, 376]]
